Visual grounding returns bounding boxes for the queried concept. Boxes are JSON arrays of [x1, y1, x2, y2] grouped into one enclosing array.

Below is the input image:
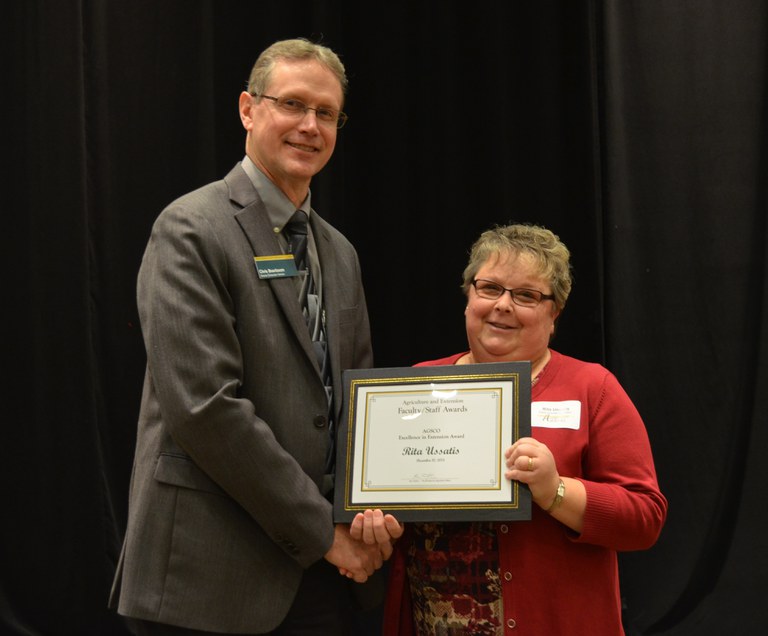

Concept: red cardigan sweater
[[383, 349, 668, 636]]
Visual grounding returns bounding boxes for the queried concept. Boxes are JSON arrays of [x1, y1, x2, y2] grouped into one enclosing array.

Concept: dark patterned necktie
[[285, 211, 308, 272], [285, 211, 334, 472]]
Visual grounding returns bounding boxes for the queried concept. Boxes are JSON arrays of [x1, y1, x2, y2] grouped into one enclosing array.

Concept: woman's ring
[[528, 456, 534, 471]]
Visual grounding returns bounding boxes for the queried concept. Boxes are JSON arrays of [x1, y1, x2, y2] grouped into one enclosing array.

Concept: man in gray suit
[[110, 38, 386, 635]]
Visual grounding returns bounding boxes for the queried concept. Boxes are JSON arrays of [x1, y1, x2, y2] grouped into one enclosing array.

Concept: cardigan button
[[506, 618, 517, 629], [503, 571, 512, 581], [499, 524, 509, 533]]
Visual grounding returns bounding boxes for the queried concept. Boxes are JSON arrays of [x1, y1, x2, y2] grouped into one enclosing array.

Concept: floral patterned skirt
[[406, 522, 503, 635]]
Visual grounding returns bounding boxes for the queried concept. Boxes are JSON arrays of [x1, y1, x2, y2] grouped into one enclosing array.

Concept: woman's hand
[[505, 436, 561, 510], [349, 509, 404, 561], [506, 437, 586, 532]]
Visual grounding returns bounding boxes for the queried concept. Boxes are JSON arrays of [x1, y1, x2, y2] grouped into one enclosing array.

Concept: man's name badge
[[254, 255, 299, 279]]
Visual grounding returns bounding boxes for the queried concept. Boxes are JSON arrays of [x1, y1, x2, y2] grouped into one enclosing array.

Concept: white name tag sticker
[[532, 401, 581, 430]]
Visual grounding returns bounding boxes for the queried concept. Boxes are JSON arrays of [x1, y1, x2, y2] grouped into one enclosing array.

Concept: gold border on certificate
[[333, 362, 532, 522]]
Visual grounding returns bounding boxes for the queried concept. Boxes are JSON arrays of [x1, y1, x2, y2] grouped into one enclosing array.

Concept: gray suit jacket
[[110, 164, 373, 632]]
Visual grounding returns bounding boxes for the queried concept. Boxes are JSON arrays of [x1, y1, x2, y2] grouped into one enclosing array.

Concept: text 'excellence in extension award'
[[333, 362, 532, 522]]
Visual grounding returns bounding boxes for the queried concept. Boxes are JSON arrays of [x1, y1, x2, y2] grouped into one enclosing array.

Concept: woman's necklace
[[531, 350, 551, 386], [461, 350, 550, 385]]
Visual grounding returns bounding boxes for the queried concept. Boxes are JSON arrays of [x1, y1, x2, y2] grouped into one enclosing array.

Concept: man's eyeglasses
[[251, 93, 348, 129], [471, 279, 556, 308]]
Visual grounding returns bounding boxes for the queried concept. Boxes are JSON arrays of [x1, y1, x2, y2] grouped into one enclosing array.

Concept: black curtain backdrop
[[2, 1, 766, 634]]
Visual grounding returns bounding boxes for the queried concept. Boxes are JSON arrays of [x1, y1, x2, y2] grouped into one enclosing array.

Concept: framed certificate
[[333, 362, 531, 522]]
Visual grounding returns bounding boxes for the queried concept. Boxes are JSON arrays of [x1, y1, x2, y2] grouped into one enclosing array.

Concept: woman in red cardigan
[[351, 223, 668, 635]]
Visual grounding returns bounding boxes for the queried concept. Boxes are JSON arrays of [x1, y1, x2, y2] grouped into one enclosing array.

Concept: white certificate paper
[[333, 363, 532, 522]]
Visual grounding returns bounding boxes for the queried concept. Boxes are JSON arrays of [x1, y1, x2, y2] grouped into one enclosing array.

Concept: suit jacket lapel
[[225, 165, 319, 370]]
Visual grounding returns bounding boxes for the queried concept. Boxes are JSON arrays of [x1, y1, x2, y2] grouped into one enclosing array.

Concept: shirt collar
[[240, 156, 312, 233]]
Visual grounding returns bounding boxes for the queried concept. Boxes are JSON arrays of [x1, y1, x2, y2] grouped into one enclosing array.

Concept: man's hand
[[324, 523, 384, 583]]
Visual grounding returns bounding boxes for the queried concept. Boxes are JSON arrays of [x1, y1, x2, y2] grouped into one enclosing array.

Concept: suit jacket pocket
[[154, 453, 225, 496]]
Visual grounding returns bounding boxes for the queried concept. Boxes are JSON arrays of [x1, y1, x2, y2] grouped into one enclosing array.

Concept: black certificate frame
[[333, 362, 532, 522]]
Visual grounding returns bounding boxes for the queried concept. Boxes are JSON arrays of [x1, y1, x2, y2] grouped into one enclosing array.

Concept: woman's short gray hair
[[461, 223, 573, 311]]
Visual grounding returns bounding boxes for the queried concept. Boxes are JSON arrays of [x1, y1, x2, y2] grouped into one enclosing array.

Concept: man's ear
[[238, 91, 255, 130]]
